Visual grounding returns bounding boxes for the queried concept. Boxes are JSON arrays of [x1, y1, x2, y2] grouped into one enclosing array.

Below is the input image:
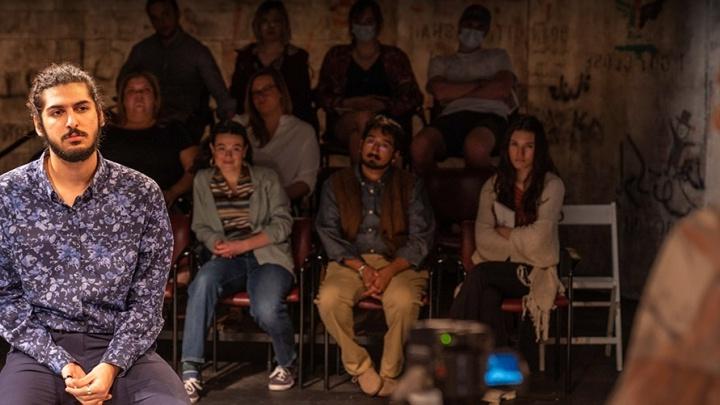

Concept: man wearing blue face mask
[[411, 4, 515, 175], [315, 0, 423, 164]]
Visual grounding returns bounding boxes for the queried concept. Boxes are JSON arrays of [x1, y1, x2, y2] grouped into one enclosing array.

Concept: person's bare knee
[[464, 126, 495, 168], [411, 127, 444, 174]]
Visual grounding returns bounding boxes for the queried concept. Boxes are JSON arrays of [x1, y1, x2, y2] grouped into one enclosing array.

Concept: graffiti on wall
[[621, 109, 705, 219], [529, 22, 569, 56], [548, 71, 591, 102], [531, 106, 604, 146], [615, 0, 666, 57], [585, 50, 685, 76], [414, 23, 457, 41]]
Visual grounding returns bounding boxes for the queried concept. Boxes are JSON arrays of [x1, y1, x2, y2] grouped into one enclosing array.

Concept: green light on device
[[440, 332, 453, 346]]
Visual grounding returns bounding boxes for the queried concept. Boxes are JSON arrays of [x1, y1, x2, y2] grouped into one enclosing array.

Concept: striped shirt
[[210, 169, 254, 240]]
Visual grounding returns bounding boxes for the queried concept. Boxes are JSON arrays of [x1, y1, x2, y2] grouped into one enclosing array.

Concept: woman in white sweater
[[450, 115, 565, 346]]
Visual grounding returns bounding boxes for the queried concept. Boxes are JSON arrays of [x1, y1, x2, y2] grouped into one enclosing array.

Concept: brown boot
[[354, 368, 383, 396], [377, 377, 398, 397]]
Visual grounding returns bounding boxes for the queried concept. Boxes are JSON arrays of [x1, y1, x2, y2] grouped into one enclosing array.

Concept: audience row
[[110, 0, 514, 199], [173, 111, 563, 403]]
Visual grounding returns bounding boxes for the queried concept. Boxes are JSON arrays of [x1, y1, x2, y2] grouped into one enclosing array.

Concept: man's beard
[[361, 153, 392, 170], [44, 126, 101, 163]]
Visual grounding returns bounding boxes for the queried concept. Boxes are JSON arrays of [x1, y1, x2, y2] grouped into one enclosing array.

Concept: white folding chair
[[558, 202, 623, 371]]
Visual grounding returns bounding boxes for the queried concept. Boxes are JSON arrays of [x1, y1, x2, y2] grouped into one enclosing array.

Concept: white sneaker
[[482, 388, 516, 404], [268, 365, 295, 391], [183, 377, 203, 404]]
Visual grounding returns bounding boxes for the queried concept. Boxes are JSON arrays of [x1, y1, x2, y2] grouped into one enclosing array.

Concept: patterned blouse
[[315, 44, 423, 119], [0, 152, 172, 375], [210, 169, 254, 240]]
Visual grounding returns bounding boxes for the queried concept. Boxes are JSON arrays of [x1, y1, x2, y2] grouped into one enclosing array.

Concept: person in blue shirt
[[0, 63, 188, 404]]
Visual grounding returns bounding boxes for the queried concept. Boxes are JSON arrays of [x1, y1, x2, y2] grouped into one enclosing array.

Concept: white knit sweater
[[472, 172, 566, 341]]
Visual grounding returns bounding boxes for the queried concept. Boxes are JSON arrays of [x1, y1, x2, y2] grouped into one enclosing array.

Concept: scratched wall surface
[[0, 0, 712, 297], [524, 0, 708, 297]]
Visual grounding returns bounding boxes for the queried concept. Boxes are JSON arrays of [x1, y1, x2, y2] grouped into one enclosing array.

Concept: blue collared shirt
[[315, 166, 435, 267], [0, 152, 172, 375]]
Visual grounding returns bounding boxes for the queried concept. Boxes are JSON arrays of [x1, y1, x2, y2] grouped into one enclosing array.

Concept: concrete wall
[[0, 0, 711, 297]]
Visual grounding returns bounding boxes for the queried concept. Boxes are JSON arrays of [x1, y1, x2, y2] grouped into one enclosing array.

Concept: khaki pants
[[315, 254, 428, 378]]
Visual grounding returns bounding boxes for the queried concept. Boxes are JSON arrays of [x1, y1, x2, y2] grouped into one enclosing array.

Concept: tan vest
[[330, 167, 415, 256]]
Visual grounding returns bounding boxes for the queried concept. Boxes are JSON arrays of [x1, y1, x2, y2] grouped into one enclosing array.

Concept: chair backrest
[[425, 167, 495, 226], [291, 217, 313, 271], [460, 220, 476, 273], [559, 202, 619, 282]]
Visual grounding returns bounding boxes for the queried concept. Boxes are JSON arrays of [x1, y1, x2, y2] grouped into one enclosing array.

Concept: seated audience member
[[181, 121, 296, 402], [412, 4, 515, 174], [102, 71, 198, 209], [315, 0, 423, 162], [118, 0, 236, 142], [230, 0, 317, 129], [237, 69, 319, 202], [450, 114, 565, 348], [315, 116, 435, 397], [609, 208, 720, 405]]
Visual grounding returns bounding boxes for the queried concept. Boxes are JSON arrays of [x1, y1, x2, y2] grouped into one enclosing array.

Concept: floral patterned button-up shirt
[[0, 152, 172, 375]]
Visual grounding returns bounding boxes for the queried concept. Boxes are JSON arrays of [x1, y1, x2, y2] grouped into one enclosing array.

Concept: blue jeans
[[181, 253, 296, 367]]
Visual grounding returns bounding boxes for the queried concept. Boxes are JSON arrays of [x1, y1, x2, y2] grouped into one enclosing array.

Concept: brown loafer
[[354, 367, 383, 396], [377, 377, 398, 397]]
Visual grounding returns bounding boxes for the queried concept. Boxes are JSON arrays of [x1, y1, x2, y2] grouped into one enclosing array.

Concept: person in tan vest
[[315, 115, 435, 398]]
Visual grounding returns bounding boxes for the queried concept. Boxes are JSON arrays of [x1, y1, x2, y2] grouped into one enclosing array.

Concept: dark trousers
[[449, 261, 529, 346], [0, 332, 189, 405]]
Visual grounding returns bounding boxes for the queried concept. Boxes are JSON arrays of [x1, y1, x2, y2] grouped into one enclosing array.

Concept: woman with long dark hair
[[450, 115, 565, 348]]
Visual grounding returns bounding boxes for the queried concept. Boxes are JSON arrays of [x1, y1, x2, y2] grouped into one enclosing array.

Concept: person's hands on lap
[[214, 240, 249, 258], [370, 267, 393, 296], [64, 362, 118, 405]]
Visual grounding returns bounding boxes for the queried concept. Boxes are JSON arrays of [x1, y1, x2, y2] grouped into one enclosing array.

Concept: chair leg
[[212, 312, 218, 374], [172, 290, 178, 372], [309, 257, 318, 376], [566, 304, 572, 394], [554, 308, 561, 381], [267, 344, 273, 371], [309, 294, 316, 376], [324, 329, 329, 391], [298, 272, 305, 388], [336, 345, 341, 376], [427, 271, 434, 319], [613, 287, 624, 372], [435, 258, 444, 317], [605, 287, 617, 357]]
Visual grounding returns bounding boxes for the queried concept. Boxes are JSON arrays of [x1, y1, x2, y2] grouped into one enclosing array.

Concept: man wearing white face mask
[[411, 4, 515, 175], [315, 0, 423, 163]]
